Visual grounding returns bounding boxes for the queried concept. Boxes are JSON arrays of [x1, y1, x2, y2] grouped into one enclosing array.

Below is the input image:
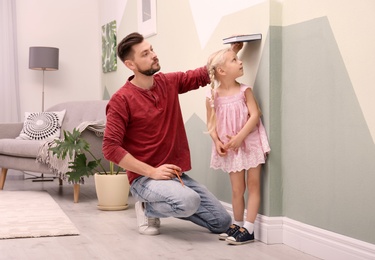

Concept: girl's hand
[[224, 134, 243, 151], [215, 140, 227, 157]]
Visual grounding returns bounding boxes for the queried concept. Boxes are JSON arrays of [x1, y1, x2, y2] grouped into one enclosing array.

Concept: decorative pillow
[[16, 110, 66, 141]]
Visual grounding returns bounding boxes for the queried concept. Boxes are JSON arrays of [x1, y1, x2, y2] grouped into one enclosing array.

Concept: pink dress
[[207, 85, 270, 173]]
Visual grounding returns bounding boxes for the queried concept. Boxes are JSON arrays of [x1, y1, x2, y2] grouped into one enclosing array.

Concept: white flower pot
[[94, 172, 130, 211]]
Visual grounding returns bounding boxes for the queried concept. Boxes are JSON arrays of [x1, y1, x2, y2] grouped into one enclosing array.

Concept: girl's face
[[220, 50, 243, 79]]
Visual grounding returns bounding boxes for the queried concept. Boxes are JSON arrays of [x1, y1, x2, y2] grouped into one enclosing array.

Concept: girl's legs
[[218, 170, 246, 240], [244, 164, 262, 233], [226, 165, 262, 244], [229, 170, 246, 223], [226, 165, 261, 245]]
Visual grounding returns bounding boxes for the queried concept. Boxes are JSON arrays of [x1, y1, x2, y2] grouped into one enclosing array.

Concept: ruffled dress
[[207, 85, 270, 173]]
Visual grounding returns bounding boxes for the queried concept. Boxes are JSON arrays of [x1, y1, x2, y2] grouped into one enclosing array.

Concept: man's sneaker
[[218, 224, 241, 240], [135, 201, 160, 235], [226, 227, 254, 245]]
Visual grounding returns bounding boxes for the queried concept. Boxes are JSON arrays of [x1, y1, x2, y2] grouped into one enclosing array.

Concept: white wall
[[16, 0, 101, 114], [98, 0, 127, 26]]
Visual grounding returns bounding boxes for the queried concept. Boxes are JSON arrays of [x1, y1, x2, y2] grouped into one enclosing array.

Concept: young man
[[103, 32, 237, 236]]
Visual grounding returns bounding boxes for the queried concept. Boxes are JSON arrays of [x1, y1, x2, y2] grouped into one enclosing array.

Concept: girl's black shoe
[[226, 227, 254, 245], [218, 224, 240, 240]]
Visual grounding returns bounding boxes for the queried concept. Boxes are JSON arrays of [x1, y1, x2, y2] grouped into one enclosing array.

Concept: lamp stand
[[27, 69, 55, 182], [42, 69, 45, 112], [28, 46, 59, 182]]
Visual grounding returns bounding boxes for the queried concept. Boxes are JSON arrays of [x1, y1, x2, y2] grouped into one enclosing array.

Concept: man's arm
[[118, 153, 182, 180], [173, 66, 210, 94]]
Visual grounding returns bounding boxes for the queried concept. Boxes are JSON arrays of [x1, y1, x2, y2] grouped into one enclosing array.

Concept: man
[[103, 32, 238, 236]]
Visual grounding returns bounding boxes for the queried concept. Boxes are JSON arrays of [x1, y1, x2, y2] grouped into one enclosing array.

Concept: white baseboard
[[221, 202, 375, 259], [283, 218, 375, 260]]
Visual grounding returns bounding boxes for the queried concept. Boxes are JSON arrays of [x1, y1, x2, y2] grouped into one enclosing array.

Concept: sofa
[[0, 100, 110, 202]]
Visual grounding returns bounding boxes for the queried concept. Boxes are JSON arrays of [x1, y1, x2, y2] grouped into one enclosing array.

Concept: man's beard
[[138, 63, 161, 76]]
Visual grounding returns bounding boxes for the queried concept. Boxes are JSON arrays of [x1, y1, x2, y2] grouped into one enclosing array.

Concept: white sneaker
[[135, 201, 160, 235]]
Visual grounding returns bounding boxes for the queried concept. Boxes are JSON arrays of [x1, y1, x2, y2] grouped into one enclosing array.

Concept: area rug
[[0, 191, 79, 239]]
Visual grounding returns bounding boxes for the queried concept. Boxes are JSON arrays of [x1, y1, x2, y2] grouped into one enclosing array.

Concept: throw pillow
[[16, 110, 66, 141]]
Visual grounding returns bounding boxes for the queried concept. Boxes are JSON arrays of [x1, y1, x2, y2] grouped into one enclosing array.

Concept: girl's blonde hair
[[206, 48, 261, 134], [206, 48, 231, 133]]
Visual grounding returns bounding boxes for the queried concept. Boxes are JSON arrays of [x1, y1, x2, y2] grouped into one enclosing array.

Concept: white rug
[[0, 191, 79, 239]]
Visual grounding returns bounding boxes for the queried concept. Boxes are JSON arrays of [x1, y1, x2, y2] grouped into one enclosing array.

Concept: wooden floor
[[0, 171, 319, 260]]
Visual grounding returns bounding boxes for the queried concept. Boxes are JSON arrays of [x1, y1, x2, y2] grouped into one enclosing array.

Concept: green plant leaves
[[49, 128, 106, 183], [49, 128, 89, 160], [67, 153, 100, 182]]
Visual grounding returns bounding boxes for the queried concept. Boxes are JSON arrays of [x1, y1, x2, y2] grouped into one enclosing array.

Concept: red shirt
[[103, 66, 210, 184]]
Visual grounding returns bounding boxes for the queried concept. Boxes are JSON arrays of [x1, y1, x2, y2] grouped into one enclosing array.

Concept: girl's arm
[[224, 88, 260, 150], [206, 97, 227, 156]]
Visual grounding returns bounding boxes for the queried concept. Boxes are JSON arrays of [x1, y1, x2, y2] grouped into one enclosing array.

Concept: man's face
[[131, 40, 160, 76]]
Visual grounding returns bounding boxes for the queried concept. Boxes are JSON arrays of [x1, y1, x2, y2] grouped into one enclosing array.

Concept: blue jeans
[[130, 173, 231, 234]]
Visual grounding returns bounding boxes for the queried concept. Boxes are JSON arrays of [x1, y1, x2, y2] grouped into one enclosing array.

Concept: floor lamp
[[28, 46, 59, 182], [29, 46, 59, 112]]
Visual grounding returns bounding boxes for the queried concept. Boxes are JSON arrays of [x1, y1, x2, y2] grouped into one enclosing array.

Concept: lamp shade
[[29, 47, 59, 71]]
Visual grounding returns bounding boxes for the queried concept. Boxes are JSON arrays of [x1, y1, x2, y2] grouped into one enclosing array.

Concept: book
[[223, 33, 262, 44]]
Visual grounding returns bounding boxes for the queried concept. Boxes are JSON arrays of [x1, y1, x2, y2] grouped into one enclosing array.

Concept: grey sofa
[[0, 100, 110, 202]]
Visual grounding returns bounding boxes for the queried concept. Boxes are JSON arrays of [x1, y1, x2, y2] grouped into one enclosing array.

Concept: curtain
[[0, 0, 20, 122]]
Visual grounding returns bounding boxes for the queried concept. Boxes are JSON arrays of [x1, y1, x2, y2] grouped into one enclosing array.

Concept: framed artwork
[[137, 0, 157, 38], [102, 20, 117, 73]]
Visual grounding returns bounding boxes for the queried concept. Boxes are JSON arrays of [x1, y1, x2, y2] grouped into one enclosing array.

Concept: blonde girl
[[206, 45, 270, 245]]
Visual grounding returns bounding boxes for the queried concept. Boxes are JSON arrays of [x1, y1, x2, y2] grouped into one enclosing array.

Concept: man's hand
[[230, 42, 243, 54], [151, 164, 182, 180]]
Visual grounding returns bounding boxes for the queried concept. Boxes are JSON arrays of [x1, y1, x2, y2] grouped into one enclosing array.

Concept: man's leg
[[131, 175, 201, 218], [131, 175, 202, 235], [178, 174, 232, 234], [131, 174, 231, 234]]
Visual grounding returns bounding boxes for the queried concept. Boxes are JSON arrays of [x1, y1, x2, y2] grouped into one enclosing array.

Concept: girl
[[206, 46, 270, 245]]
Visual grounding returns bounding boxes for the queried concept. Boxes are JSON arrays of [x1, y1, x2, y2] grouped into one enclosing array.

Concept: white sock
[[233, 220, 244, 227], [243, 221, 254, 233]]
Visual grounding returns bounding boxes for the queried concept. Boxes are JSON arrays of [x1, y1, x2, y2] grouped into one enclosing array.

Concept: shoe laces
[[237, 228, 249, 238]]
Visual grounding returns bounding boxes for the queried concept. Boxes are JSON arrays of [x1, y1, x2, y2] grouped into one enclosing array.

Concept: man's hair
[[117, 32, 144, 62]]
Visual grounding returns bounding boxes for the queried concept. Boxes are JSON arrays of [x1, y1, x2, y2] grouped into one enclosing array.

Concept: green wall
[[281, 16, 375, 244]]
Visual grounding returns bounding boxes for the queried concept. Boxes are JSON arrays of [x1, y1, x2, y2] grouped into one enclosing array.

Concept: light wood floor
[[0, 171, 319, 260]]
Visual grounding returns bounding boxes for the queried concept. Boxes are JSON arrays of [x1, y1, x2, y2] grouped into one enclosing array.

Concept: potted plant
[[94, 161, 130, 211], [50, 128, 130, 209]]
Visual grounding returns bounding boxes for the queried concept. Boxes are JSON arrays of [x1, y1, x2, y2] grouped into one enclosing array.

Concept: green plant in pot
[[49, 128, 108, 181], [94, 161, 130, 211], [50, 128, 130, 209]]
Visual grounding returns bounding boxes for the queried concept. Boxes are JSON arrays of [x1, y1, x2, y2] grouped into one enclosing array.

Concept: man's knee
[[179, 192, 201, 217]]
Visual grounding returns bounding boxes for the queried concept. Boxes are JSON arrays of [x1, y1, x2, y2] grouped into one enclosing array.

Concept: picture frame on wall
[[137, 0, 157, 38], [102, 20, 117, 73]]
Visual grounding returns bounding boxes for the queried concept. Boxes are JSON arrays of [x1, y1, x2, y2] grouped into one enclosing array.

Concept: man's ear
[[124, 60, 135, 70]]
